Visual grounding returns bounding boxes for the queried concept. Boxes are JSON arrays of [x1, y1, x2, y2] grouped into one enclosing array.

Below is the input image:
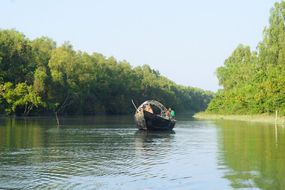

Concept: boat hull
[[135, 110, 175, 131]]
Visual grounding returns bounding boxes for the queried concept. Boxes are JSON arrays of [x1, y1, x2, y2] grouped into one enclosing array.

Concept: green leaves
[[259, 2, 285, 66], [0, 82, 45, 115], [208, 2, 285, 115], [216, 45, 255, 90], [0, 29, 35, 84], [0, 29, 213, 115]]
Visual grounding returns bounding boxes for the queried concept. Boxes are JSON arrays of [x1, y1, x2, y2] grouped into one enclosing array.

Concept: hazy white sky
[[0, 0, 278, 91]]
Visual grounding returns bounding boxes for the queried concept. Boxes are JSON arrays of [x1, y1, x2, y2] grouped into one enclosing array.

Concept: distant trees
[[207, 2, 285, 115], [0, 29, 213, 116], [0, 30, 35, 84]]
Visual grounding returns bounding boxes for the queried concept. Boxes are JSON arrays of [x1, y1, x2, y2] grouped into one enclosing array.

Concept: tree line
[[207, 2, 285, 115], [0, 29, 213, 116]]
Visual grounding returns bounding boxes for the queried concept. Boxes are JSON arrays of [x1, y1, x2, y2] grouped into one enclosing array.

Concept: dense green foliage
[[0, 29, 213, 116], [207, 2, 285, 115]]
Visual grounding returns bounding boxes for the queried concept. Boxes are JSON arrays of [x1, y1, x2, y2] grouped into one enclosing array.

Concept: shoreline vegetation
[[204, 2, 285, 119], [194, 112, 285, 125], [0, 29, 213, 117]]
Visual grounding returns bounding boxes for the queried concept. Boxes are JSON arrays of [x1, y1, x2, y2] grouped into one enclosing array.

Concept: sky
[[0, 0, 278, 91]]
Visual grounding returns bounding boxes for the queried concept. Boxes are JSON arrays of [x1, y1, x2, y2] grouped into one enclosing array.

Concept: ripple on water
[[0, 119, 240, 189]]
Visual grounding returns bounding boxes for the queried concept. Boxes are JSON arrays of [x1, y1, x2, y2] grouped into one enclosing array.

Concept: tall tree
[[207, 2, 285, 115], [0, 29, 35, 84]]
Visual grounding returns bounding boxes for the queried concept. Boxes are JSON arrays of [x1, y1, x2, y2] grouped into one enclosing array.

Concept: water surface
[[0, 116, 285, 189]]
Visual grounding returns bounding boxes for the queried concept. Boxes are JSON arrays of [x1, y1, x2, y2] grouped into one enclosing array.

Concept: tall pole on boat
[[131, 99, 138, 110]]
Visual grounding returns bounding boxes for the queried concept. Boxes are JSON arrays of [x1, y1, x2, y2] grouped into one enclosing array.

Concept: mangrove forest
[[207, 1, 285, 115], [0, 29, 213, 116]]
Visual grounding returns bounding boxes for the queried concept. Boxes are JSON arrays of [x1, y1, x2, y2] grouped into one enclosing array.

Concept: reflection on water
[[1, 116, 285, 189], [216, 120, 285, 190]]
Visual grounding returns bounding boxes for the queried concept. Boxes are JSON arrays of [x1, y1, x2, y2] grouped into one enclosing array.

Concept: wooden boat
[[134, 100, 176, 130]]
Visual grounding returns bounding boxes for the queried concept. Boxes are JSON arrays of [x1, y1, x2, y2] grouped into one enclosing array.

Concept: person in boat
[[145, 104, 153, 113], [166, 108, 171, 118], [170, 108, 175, 118]]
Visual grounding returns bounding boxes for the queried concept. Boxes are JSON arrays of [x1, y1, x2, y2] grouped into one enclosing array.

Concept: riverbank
[[193, 112, 285, 125]]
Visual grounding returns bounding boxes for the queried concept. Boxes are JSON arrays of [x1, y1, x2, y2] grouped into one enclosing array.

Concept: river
[[0, 115, 284, 189]]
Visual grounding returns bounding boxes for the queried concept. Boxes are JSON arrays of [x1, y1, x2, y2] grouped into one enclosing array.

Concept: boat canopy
[[137, 100, 168, 114]]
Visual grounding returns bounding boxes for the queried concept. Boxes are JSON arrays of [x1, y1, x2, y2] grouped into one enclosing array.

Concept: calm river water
[[0, 115, 285, 190]]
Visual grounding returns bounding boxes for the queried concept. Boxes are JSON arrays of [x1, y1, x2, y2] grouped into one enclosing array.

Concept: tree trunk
[[55, 111, 60, 126]]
